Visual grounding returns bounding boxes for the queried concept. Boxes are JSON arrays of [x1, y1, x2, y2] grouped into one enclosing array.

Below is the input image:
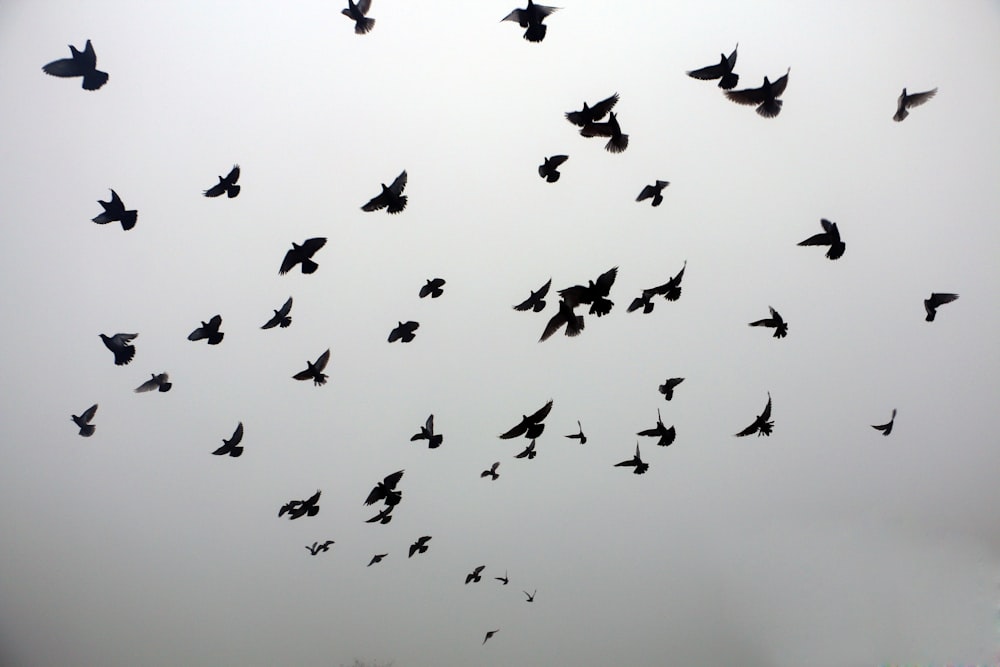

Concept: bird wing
[[760, 394, 772, 421], [907, 88, 937, 108], [277, 297, 293, 317], [636, 185, 656, 201], [389, 170, 408, 195], [499, 419, 528, 439], [362, 191, 388, 211], [383, 469, 404, 489], [82, 403, 99, 421], [928, 292, 959, 308], [364, 486, 386, 505], [501, 8, 526, 23], [313, 349, 331, 372], [579, 120, 613, 138], [734, 422, 758, 437], [547, 155, 569, 168], [726, 44, 738, 68], [293, 368, 315, 381], [301, 237, 327, 255], [204, 180, 227, 197], [357, 0, 372, 14], [229, 422, 244, 445], [594, 267, 619, 294], [188, 325, 208, 341], [725, 84, 767, 105], [425, 414, 435, 433], [687, 62, 726, 80], [528, 400, 553, 423], [798, 231, 831, 246], [42, 56, 83, 78], [207, 315, 223, 331], [225, 164, 240, 184], [770, 69, 790, 97], [588, 93, 619, 119], [135, 377, 161, 392], [278, 248, 299, 275]]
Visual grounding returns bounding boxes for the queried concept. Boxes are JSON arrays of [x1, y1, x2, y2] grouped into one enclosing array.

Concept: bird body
[[514, 278, 552, 312], [924, 293, 958, 321], [279, 237, 327, 275], [368, 553, 387, 566], [100, 332, 138, 366], [280, 490, 321, 520], [466, 565, 486, 584], [419, 278, 445, 298], [212, 422, 244, 457], [388, 321, 419, 343], [499, 400, 553, 440], [365, 470, 404, 506], [261, 297, 293, 329], [559, 266, 618, 316], [342, 0, 375, 34], [798, 218, 845, 260], [92, 189, 137, 230], [658, 377, 684, 400], [293, 349, 331, 386], [481, 461, 500, 480], [71, 403, 98, 437], [872, 409, 897, 436], [203, 165, 241, 198], [538, 155, 569, 182], [188, 315, 224, 345], [636, 180, 670, 207], [409, 535, 431, 557], [514, 440, 537, 459], [42, 39, 108, 90], [362, 171, 407, 214], [483, 629, 500, 644], [894, 87, 937, 122]]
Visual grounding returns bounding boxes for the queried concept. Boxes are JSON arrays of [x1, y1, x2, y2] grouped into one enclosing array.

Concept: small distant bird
[[368, 553, 387, 566], [71, 403, 98, 437], [501, 0, 559, 42], [735, 393, 773, 437], [749, 306, 788, 339], [627, 290, 656, 314], [483, 629, 500, 644], [187, 315, 224, 345], [135, 372, 171, 393], [686, 44, 739, 89], [279, 490, 321, 520], [212, 422, 244, 457], [725, 68, 790, 118], [261, 297, 293, 329], [560, 266, 618, 316], [91, 190, 137, 230], [636, 180, 670, 207], [292, 349, 331, 386], [514, 440, 537, 459], [538, 155, 569, 183], [409, 535, 432, 557], [564, 421, 586, 444], [466, 565, 486, 584], [798, 218, 845, 260], [42, 39, 108, 90], [342, 0, 375, 34], [615, 443, 649, 474], [419, 278, 445, 298], [524, 590, 536, 602], [514, 278, 552, 312], [481, 461, 500, 480], [658, 377, 684, 401], [100, 332, 138, 366], [539, 299, 585, 341], [872, 409, 897, 436], [411, 414, 443, 449], [628, 263, 686, 314], [580, 111, 629, 153], [388, 321, 419, 343], [565, 93, 619, 127], [365, 505, 395, 524], [279, 237, 327, 275], [924, 293, 959, 322], [894, 87, 937, 122], [306, 540, 335, 556], [364, 470, 404, 507], [495, 571, 509, 585], [499, 400, 553, 440], [362, 170, 407, 214], [203, 165, 241, 198], [637, 409, 677, 447]]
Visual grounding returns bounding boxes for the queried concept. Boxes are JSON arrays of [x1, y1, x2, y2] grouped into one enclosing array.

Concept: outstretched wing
[[907, 88, 937, 108], [313, 349, 331, 372]]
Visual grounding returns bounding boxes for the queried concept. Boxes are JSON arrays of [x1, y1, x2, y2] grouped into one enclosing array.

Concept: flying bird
[[280, 490, 321, 520], [894, 87, 937, 122], [725, 68, 790, 118], [42, 39, 108, 90], [368, 553, 387, 566], [798, 218, 845, 260], [564, 421, 586, 444], [501, 0, 559, 42], [627, 291, 655, 314], [279, 237, 327, 275], [388, 321, 419, 343], [872, 409, 897, 436], [292, 349, 331, 386], [538, 155, 569, 183], [305, 540, 335, 555], [466, 565, 486, 584], [658, 377, 684, 401], [481, 461, 500, 480], [100, 332, 138, 366], [187, 315, 224, 345], [735, 393, 773, 437], [364, 470, 404, 507], [409, 535, 431, 557], [419, 278, 445, 298], [483, 629, 500, 644], [212, 422, 244, 457], [203, 165, 241, 198], [135, 372, 171, 393], [615, 443, 649, 475], [524, 590, 536, 602], [636, 180, 670, 207], [499, 400, 553, 440], [749, 306, 788, 338], [637, 409, 676, 447], [261, 297, 293, 329], [560, 266, 618, 316], [579, 111, 629, 153], [410, 414, 443, 448], [628, 263, 686, 314], [71, 403, 98, 437], [365, 505, 395, 524], [514, 440, 537, 459], [91, 190, 137, 230], [514, 278, 552, 312], [361, 170, 407, 214], [342, 0, 375, 34], [495, 571, 509, 585], [686, 44, 739, 89], [565, 93, 619, 127], [924, 293, 959, 322]]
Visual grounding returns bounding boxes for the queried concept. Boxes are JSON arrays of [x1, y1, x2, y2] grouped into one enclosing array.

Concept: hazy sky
[[2, 1, 999, 666]]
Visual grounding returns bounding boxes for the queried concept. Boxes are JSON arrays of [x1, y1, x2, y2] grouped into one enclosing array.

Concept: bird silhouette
[[187, 315, 224, 345], [411, 414, 443, 448], [501, 0, 559, 42], [524, 589, 536, 602], [636, 180, 670, 207], [481, 461, 500, 480], [580, 111, 629, 153], [658, 377, 684, 400], [305, 540, 335, 555], [409, 535, 431, 557], [212, 422, 244, 457], [261, 297, 293, 329], [725, 68, 790, 118], [627, 290, 656, 314], [483, 629, 500, 644], [564, 421, 586, 444], [279, 237, 327, 275], [71, 403, 98, 437], [92, 189, 137, 230], [894, 87, 937, 122], [686, 44, 739, 89], [798, 219, 845, 260], [499, 400, 553, 440], [388, 321, 419, 343], [560, 266, 618, 316], [514, 440, 537, 459], [419, 278, 445, 298], [42, 39, 108, 90], [368, 553, 387, 566], [628, 263, 686, 314], [872, 409, 897, 436], [924, 293, 959, 322], [735, 393, 773, 437], [364, 470, 404, 507], [615, 443, 649, 474], [538, 155, 569, 183], [495, 571, 509, 585], [749, 306, 788, 338], [280, 490, 321, 520], [365, 505, 395, 524], [203, 165, 241, 198], [135, 372, 172, 393], [100, 332, 138, 366], [342, 0, 375, 34], [362, 170, 407, 214], [292, 349, 331, 386], [514, 278, 552, 312], [565, 93, 619, 127], [637, 409, 676, 447], [466, 565, 486, 584]]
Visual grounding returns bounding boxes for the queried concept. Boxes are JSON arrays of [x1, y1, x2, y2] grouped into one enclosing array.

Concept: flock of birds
[[48, 0, 958, 651]]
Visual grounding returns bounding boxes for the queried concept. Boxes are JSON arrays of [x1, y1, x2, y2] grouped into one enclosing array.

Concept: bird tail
[[664, 286, 681, 301], [524, 23, 547, 42], [301, 259, 319, 274], [606, 134, 629, 153], [893, 108, 908, 122], [757, 99, 783, 118], [159, 382, 172, 392], [227, 185, 241, 198], [82, 69, 109, 91], [718, 72, 739, 90], [356, 17, 376, 34], [566, 314, 585, 337], [79, 424, 96, 437], [120, 210, 138, 231]]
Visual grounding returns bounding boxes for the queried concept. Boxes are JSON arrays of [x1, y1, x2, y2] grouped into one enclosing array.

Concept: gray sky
[[2, 1, 999, 665]]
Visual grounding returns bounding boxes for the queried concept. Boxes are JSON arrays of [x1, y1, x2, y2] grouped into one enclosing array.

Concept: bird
[[410, 414, 443, 449], [280, 490, 321, 520], [559, 266, 618, 316], [658, 377, 684, 401], [135, 373, 171, 393], [91, 189, 137, 230], [481, 461, 500, 480], [514, 278, 552, 312], [615, 443, 649, 475], [368, 553, 387, 566], [564, 421, 586, 444], [686, 44, 739, 89], [501, 0, 559, 42], [305, 540, 335, 555], [212, 422, 244, 457], [71, 404, 98, 437], [388, 321, 419, 343], [261, 297, 293, 329], [580, 111, 629, 153], [894, 87, 937, 122], [924, 293, 959, 322], [538, 155, 569, 183], [524, 590, 536, 602], [735, 393, 774, 437], [627, 290, 656, 314], [279, 237, 327, 275], [419, 278, 445, 298], [499, 400, 553, 440], [798, 218, 845, 260], [292, 349, 331, 386], [187, 315, 224, 345], [99, 333, 138, 366], [628, 263, 686, 314], [364, 470, 404, 507], [342, 0, 375, 34], [514, 440, 537, 459], [42, 39, 108, 90], [203, 165, 241, 198], [408, 535, 431, 557], [361, 170, 407, 214], [749, 306, 788, 338], [483, 629, 500, 644], [465, 565, 486, 584], [872, 409, 897, 436], [365, 505, 395, 524], [725, 68, 790, 118], [636, 180, 670, 207], [565, 93, 619, 127], [495, 571, 509, 585], [637, 409, 677, 447]]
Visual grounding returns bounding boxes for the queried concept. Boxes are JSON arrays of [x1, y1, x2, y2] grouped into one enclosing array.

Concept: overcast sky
[[1, 1, 999, 666]]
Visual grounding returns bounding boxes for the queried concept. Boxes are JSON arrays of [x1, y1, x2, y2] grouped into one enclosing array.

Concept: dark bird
[[365, 505, 395, 524], [539, 299, 585, 341], [524, 590, 536, 602], [410, 414, 443, 448], [388, 321, 419, 343], [565, 93, 619, 127], [514, 278, 552, 312], [483, 629, 500, 644], [481, 461, 500, 481], [342, 0, 375, 34], [627, 290, 656, 314], [628, 262, 685, 314], [187, 315, 224, 345], [749, 306, 788, 338], [71, 403, 98, 437], [203, 165, 241, 198], [280, 490, 321, 520], [409, 535, 432, 557], [292, 349, 331, 386], [306, 540, 335, 555], [419, 278, 445, 298], [499, 400, 553, 440], [560, 266, 618, 316], [538, 155, 569, 183], [501, 0, 559, 42], [564, 421, 586, 444], [261, 297, 293, 329], [361, 170, 407, 214], [636, 180, 670, 207], [466, 565, 486, 584], [495, 571, 509, 585], [924, 293, 959, 322], [91, 189, 137, 230], [279, 237, 327, 275], [798, 218, 845, 260], [615, 443, 649, 475], [894, 87, 937, 122], [368, 553, 387, 566], [580, 111, 629, 153], [100, 332, 138, 366], [364, 470, 404, 507], [514, 440, 537, 459], [872, 409, 897, 436], [658, 377, 684, 401], [725, 68, 790, 118], [135, 372, 171, 393], [735, 393, 773, 437], [686, 44, 739, 89], [42, 39, 108, 90], [637, 409, 676, 447], [212, 422, 244, 457]]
